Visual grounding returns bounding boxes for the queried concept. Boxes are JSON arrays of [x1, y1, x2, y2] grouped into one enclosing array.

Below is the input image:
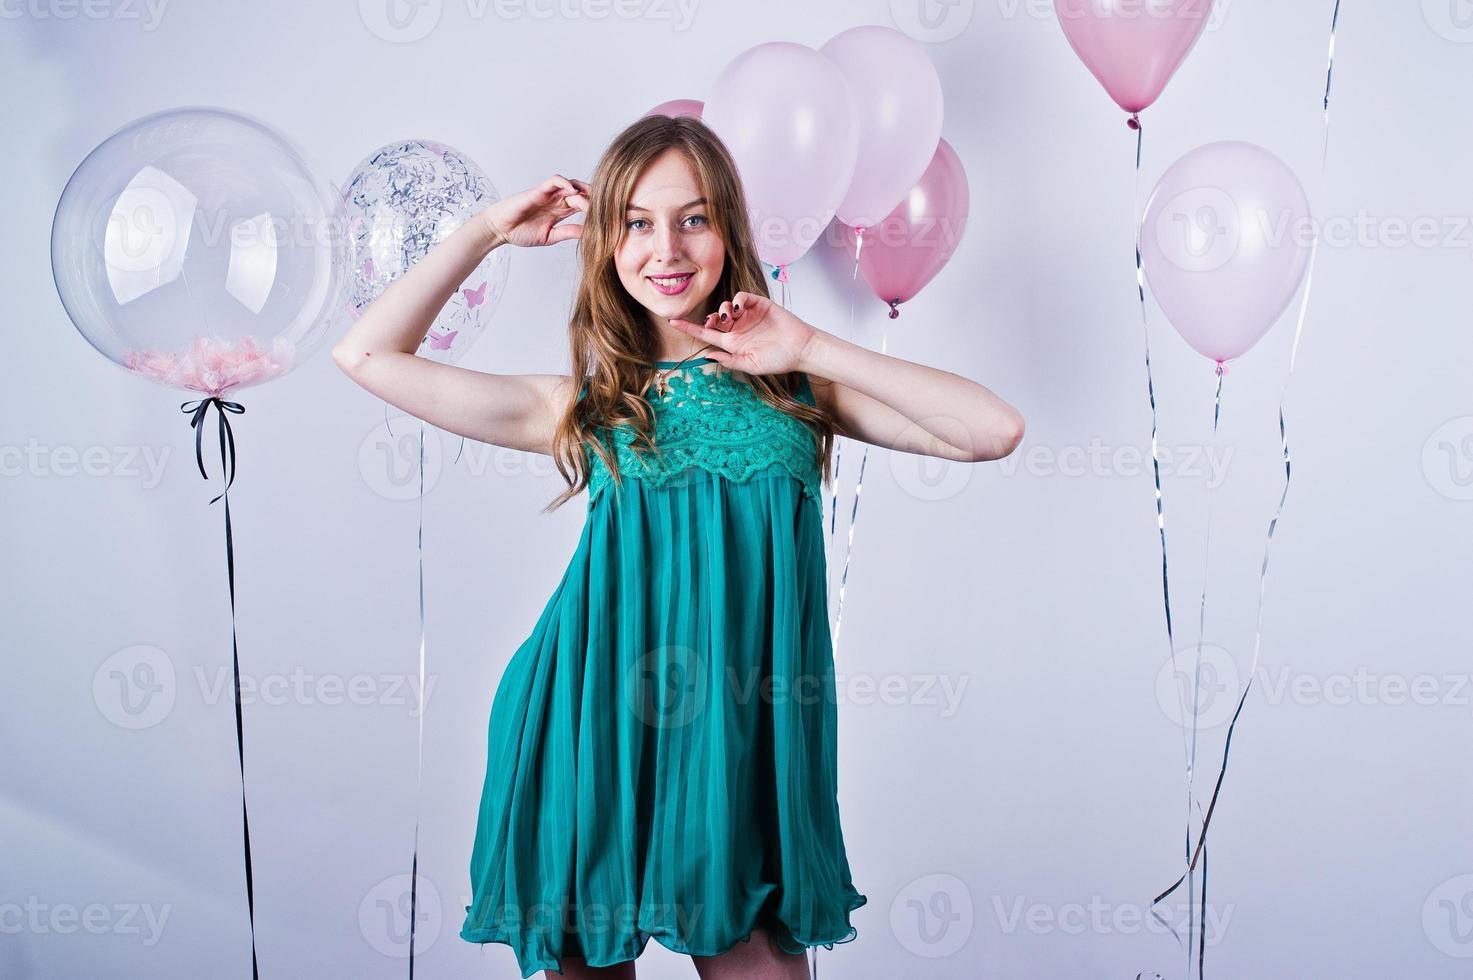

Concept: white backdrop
[[4, 1, 1472, 977]]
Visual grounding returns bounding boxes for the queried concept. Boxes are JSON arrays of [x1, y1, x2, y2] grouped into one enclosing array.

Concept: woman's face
[[613, 147, 725, 328]]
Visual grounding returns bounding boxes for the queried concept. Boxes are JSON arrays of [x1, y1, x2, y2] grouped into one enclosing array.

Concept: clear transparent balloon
[[342, 140, 510, 366], [50, 107, 349, 396]]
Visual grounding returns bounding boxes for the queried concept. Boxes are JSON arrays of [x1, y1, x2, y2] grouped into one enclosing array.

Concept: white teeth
[[650, 275, 691, 287]]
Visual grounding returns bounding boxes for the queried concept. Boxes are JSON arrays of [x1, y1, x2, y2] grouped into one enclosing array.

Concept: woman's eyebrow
[[626, 197, 707, 212]]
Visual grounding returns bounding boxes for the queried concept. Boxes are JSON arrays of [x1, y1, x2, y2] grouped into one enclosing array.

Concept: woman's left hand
[[668, 292, 817, 376]]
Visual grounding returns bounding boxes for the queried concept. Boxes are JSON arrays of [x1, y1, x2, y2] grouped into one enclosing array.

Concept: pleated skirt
[[459, 463, 867, 976]]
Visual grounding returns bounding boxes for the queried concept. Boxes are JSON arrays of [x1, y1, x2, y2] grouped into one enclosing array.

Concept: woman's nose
[[653, 224, 681, 262]]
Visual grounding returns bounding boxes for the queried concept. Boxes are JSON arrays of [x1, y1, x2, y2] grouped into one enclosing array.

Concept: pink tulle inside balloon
[[124, 335, 296, 397]]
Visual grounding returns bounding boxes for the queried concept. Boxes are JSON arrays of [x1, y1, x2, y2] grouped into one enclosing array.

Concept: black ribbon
[[181, 396, 244, 504], [179, 395, 259, 980]]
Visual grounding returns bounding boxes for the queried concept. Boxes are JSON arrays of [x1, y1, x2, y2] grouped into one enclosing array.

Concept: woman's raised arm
[[331, 175, 589, 455]]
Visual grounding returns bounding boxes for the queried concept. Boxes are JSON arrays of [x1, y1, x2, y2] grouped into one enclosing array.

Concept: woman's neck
[[646, 304, 713, 363]]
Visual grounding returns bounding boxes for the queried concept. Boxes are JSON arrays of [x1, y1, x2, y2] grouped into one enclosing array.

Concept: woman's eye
[[625, 215, 706, 231]]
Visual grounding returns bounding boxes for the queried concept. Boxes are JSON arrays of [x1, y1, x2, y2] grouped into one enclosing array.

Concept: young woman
[[333, 115, 1024, 979]]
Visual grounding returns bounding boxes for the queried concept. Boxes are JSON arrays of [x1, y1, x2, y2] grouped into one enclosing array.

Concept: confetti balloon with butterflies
[[342, 139, 509, 365]]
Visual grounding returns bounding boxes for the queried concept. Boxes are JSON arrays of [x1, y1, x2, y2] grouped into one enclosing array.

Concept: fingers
[[549, 174, 591, 210], [548, 221, 582, 244], [711, 291, 759, 329], [722, 292, 753, 324], [667, 316, 734, 351]]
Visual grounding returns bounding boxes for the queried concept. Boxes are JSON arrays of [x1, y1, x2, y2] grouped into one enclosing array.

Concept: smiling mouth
[[647, 272, 694, 296]]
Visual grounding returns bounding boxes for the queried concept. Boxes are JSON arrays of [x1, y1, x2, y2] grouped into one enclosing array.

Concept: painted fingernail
[[733, 303, 741, 311], [720, 313, 728, 321]]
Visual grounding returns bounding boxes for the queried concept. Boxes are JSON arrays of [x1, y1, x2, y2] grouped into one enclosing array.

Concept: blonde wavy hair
[[544, 114, 836, 512]]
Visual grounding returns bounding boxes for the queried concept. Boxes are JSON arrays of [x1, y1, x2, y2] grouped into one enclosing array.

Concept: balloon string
[[1159, 103, 1330, 926], [828, 232, 863, 645], [768, 262, 791, 310], [1154, 371, 1225, 978], [383, 404, 435, 976], [1322, 0, 1342, 166], [408, 422, 428, 977], [831, 329, 886, 658], [1149, 8, 1341, 967], [1132, 116, 1181, 721], [386, 387, 467, 467], [1190, 367, 1225, 980], [1132, 113, 1200, 966], [829, 233, 865, 602], [1188, 367, 1226, 813], [179, 395, 260, 980]]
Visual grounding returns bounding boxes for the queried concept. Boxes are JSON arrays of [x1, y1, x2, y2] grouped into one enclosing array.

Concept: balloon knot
[[1215, 359, 1230, 377], [1127, 113, 1141, 131], [776, 264, 789, 283], [888, 300, 901, 320]]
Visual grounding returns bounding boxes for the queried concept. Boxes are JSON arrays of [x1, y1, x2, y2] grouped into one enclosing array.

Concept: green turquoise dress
[[459, 357, 867, 977]]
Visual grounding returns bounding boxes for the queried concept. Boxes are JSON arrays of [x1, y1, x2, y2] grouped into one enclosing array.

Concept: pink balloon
[[644, 99, 703, 119], [703, 41, 859, 268], [1140, 141, 1312, 363], [820, 25, 944, 230], [1055, 0, 1212, 116], [839, 138, 969, 318]]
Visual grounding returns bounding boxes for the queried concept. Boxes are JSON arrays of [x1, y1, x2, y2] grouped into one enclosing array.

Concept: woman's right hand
[[480, 174, 590, 249]]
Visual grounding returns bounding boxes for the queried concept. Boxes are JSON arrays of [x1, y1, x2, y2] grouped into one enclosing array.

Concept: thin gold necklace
[[652, 345, 715, 397]]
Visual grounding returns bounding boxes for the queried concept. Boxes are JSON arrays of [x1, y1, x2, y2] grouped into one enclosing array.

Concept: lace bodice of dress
[[583, 360, 822, 507]]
